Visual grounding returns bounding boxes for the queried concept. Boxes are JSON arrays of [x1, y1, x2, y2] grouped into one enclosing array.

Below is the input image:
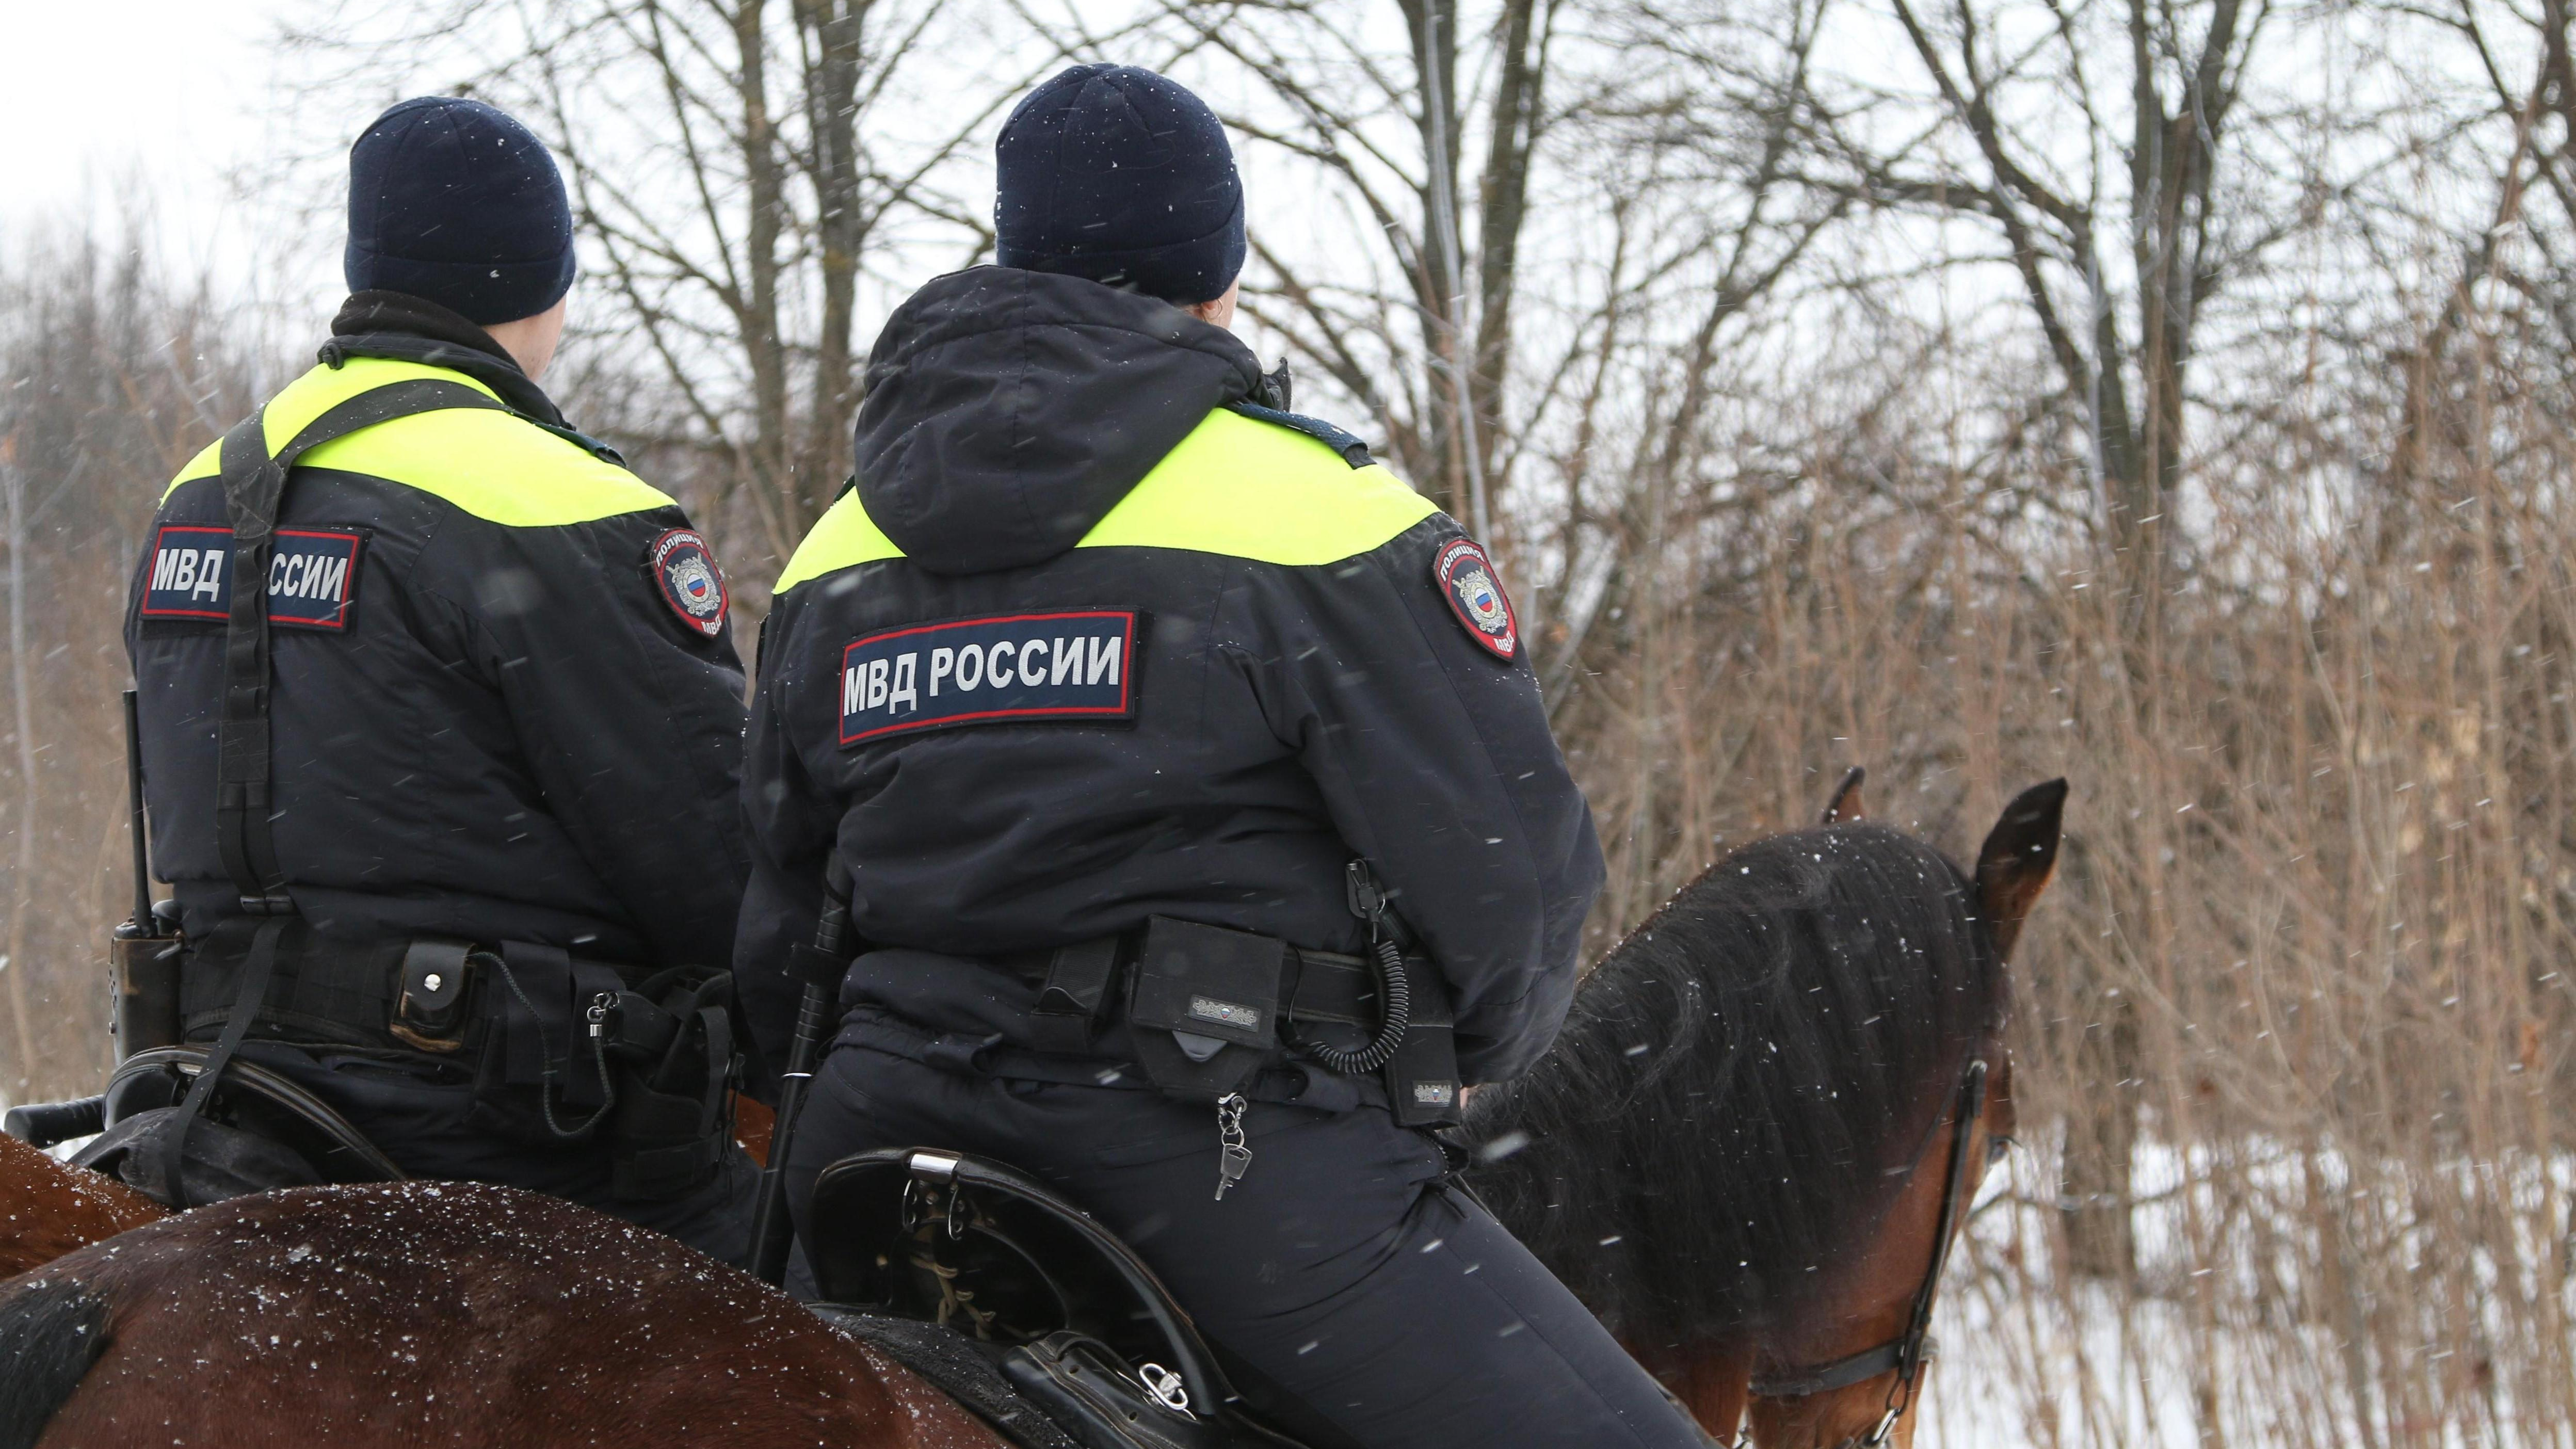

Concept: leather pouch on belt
[[1385, 967, 1463, 1128], [1126, 917, 1283, 1102]]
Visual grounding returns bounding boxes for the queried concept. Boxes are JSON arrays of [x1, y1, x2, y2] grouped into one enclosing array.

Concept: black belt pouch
[[1125, 917, 1284, 1102], [1385, 967, 1463, 1128], [466, 941, 608, 1147]]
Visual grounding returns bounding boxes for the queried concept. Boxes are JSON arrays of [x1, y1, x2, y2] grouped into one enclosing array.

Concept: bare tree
[[1779, 0, 2301, 1280], [0, 228, 270, 1100], [300, 0, 1037, 589], [1813, 0, 2290, 631]]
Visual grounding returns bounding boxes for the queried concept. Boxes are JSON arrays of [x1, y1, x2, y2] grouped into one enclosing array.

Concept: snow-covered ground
[[1920, 1136, 2576, 1449]]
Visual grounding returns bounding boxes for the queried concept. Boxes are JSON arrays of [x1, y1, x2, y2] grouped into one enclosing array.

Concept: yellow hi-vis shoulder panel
[[774, 485, 907, 592], [772, 407, 1437, 593], [1077, 409, 1435, 559], [163, 357, 675, 527]]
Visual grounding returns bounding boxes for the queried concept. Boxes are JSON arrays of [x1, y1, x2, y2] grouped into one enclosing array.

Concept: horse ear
[[1973, 779, 2067, 958], [1820, 766, 1867, 825]]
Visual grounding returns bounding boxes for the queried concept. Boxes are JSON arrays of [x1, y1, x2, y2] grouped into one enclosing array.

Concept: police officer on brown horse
[[737, 65, 1712, 1447], [105, 97, 758, 1260]]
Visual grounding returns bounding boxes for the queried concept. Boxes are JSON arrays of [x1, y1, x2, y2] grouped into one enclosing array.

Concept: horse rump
[[0, 1273, 111, 1449]]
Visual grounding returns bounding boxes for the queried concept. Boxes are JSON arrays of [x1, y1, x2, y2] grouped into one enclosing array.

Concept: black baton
[[746, 864, 855, 1287]]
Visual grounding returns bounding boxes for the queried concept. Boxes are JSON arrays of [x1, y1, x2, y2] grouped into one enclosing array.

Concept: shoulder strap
[[213, 378, 504, 913]]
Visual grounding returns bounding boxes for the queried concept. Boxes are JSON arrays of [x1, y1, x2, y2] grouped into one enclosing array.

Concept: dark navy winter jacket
[[735, 267, 1603, 1086]]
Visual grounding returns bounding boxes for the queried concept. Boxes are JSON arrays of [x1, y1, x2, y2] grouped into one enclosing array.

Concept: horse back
[[14, 1181, 1004, 1448], [0, 1132, 162, 1279]]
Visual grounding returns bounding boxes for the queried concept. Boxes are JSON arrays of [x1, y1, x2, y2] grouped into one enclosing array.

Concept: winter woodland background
[[5, 1, 2576, 1443]]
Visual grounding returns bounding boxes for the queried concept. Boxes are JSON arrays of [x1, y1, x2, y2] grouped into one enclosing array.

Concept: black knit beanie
[[343, 97, 578, 327], [994, 65, 1246, 305]]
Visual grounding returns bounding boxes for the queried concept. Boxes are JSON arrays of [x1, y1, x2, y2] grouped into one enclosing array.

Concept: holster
[[590, 965, 740, 1201], [168, 921, 738, 1199], [72, 1105, 326, 1206], [1124, 917, 1283, 1103]]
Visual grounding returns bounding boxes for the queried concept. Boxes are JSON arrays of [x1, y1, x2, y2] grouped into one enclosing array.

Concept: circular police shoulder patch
[[646, 529, 729, 638], [1432, 538, 1519, 662]]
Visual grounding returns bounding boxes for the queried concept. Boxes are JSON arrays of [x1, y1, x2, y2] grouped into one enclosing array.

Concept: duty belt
[[1002, 937, 1390, 1049], [178, 921, 643, 1065], [179, 919, 744, 1201], [998, 916, 1463, 1128]]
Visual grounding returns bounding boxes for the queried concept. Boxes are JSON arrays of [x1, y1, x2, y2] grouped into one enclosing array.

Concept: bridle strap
[[1746, 1057, 1990, 1443], [1746, 1336, 1933, 1398]]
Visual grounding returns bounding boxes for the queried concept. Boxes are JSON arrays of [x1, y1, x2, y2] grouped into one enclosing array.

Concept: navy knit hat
[[995, 65, 1245, 305], [344, 97, 577, 327]]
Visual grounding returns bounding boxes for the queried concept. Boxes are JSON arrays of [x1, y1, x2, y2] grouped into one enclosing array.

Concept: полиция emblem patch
[[647, 529, 729, 638], [1432, 538, 1520, 662]]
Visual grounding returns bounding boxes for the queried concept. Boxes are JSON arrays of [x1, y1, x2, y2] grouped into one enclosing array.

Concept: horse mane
[[1461, 820, 2008, 1349]]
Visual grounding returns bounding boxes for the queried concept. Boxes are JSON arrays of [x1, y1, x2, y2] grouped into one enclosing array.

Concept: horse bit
[[1743, 1056, 1991, 1447]]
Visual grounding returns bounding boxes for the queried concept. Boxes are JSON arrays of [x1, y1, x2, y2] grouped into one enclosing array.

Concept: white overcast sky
[[0, 0, 357, 304], [3, 3, 285, 230]]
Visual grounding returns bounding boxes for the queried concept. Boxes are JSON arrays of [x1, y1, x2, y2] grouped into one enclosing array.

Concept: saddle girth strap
[[210, 378, 505, 913]]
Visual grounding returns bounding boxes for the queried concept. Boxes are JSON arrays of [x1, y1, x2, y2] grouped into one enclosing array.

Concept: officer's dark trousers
[[237, 1040, 760, 1265], [786, 1043, 1711, 1449]]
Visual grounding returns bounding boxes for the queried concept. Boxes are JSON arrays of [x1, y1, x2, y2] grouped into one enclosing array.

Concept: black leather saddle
[[58, 1046, 405, 1205], [805, 1148, 1309, 1449]]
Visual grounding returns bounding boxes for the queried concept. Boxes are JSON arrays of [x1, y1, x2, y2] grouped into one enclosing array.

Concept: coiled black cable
[[1295, 935, 1413, 1074]]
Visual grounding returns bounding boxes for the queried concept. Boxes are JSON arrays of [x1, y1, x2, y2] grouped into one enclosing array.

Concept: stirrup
[[807, 1148, 1309, 1448]]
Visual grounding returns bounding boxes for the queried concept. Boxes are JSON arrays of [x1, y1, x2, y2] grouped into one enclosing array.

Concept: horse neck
[[0, 1131, 164, 1276], [1456, 1046, 1649, 1309]]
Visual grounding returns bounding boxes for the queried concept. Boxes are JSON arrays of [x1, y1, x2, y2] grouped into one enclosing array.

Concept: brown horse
[[1, 1096, 958, 1448], [0, 1096, 774, 1280], [0, 777, 2061, 1449], [1, 1181, 1004, 1448], [1462, 773, 2064, 1446], [0, 1133, 157, 1279]]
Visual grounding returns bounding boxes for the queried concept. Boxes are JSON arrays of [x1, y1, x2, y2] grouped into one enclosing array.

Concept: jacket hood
[[852, 266, 1262, 575]]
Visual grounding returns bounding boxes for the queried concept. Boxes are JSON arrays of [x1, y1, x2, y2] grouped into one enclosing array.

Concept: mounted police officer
[[739, 65, 1711, 1448], [109, 97, 758, 1260]]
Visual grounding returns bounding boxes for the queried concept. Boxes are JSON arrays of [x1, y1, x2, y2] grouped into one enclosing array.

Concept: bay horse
[[0, 1096, 775, 1281], [0, 1133, 158, 1280], [1465, 772, 2064, 1446], [0, 775, 2062, 1449], [0, 1181, 1006, 1449]]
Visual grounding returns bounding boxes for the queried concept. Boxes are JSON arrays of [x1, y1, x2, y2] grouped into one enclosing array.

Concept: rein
[[1746, 1056, 1989, 1446]]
